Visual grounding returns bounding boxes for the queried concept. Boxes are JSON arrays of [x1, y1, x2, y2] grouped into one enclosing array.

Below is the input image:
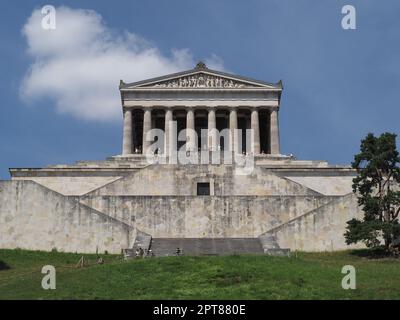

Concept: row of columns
[[122, 108, 280, 156]]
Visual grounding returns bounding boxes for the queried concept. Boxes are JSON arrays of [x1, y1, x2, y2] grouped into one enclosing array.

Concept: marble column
[[229, 108, 238, 153], [164, 108, 173, 156], [270, 109, 280, 154], [251, 108, 260, 154], [186, 109, 196, 151], [122, 109, 132, 155], [208, 108, 217, 151], [142, 108, 152, 154]]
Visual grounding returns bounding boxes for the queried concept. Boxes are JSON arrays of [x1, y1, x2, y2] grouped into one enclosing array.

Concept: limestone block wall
[[0, 163, 363, 253], [283, 175, 355, 196], [263, 193, 364, 251], [0, 181, 134, 254], [88, 165, 322, 197], [11, 165, 355, 198], [12, 176, 122, 196], [79, 195, 335, 238]]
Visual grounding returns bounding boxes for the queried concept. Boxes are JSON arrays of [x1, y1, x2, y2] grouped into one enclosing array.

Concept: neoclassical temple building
[[119, 61, 281, 157], [0, 63, 363, 255]]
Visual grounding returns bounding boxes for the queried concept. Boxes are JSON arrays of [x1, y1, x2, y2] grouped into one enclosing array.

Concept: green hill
[[0, 249, 399, 299]]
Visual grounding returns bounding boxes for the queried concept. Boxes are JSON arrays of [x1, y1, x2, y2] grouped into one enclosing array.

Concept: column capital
[[164, 106, 173, 111]]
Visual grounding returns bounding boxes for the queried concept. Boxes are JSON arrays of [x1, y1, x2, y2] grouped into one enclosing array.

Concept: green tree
[[345, 132, 400, 253]]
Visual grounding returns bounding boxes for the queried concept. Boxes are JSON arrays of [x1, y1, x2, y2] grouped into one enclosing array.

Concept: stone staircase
[[258, 233, 291, 256], [149, 238, 264, 256], [133, 230, 152, 251], [122, 230, 152, 259]]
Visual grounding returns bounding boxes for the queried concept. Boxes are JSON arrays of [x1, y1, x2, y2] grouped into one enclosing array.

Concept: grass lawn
[[0, 249, 399, 299]]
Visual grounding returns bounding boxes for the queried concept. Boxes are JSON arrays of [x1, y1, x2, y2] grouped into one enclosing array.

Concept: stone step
[[259, 233, 280, 249], [264, 248, 291, 257], [149, 238, 264, 256]]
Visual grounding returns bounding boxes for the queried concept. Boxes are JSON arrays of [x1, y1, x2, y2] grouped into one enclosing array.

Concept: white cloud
[[20, 6, 224, 121]]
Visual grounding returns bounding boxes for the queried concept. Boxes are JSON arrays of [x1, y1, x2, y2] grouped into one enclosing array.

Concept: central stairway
[[150, 238, 264, 256]]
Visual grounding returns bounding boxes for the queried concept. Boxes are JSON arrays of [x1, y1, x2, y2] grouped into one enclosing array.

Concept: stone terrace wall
[[88, 165, 321, 197], [0, 180, 134, 253], [79, 195, 336, 238], [263, 193, 364, 251]]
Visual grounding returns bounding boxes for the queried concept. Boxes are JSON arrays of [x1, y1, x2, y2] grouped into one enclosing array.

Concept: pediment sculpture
[[147, 73, 257, 88]]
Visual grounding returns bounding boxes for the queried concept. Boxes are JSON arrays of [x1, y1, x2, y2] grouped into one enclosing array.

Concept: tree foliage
[[345, 132, 400, 253]]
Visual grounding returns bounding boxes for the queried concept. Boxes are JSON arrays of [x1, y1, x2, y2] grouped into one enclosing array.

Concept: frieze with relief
[[146, 73, 258, 88]]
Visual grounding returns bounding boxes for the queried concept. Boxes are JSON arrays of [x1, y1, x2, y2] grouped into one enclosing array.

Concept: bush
[[0, 260, 10, 270]]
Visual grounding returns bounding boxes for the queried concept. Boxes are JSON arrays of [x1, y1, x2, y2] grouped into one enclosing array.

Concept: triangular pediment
[[120, 62, 282, 90]]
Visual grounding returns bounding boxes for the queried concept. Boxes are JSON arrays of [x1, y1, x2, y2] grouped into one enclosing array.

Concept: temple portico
[[122, 106, 279, 155], [120, 62, 282, 157]]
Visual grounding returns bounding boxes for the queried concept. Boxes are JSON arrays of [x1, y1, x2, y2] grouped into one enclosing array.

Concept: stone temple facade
[[0, 62, 363, 255]]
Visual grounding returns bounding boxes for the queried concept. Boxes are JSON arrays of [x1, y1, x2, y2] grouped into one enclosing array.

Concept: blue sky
[[0, 0, 399, 179]]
